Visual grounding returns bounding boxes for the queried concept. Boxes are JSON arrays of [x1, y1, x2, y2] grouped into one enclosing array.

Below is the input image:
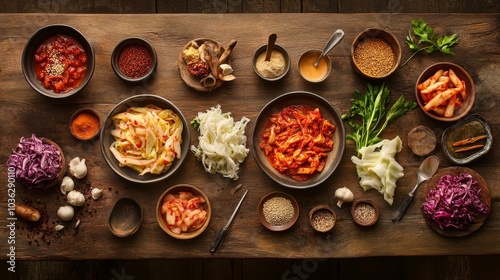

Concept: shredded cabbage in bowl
[[190, 105, 250, 180], [421, 173, 489, 230], [109, 105, 183, 175]]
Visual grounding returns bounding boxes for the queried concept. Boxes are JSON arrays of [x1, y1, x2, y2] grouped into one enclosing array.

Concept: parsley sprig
[[401, 18, 459, 66]]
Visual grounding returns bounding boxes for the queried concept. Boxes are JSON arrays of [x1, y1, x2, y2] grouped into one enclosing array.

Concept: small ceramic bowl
[[156, 184, 211, 240], [258, 191, 299, 231], [253, 44, 290, 81], [351, 28, 401, 79], [21, 24, 95, 98], [111, 37, 157, 83], [108, 197, 143, 237], [351, 199, 379, 226], [298, 50, 332, 83], [415, 62, 475, 122], [309, 205, 336, 233], [69, 108, 102, 140]]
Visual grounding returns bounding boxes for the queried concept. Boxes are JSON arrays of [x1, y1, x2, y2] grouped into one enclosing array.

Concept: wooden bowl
[[156, 184, 211, 240], [415, 62, 475, 122], [351, 199, 379, 226], [108, 197, 143, 237], [309, 205, 336, 233], [351, 28, 401, 79], [178, 38, 231, 91], [258, 191, 299, 231], [420, 167, 491, 237], [69, 108, 102, 140], [111, 38, 157, 83]]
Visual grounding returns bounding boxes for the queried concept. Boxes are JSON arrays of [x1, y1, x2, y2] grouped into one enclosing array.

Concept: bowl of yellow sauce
[[298, 50, 331, 83]]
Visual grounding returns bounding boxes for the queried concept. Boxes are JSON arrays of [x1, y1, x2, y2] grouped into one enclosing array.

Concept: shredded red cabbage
[[7, 134, 62, 189], [421, 173, 489, 230]]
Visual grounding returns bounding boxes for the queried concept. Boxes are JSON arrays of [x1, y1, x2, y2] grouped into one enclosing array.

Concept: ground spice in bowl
[[70, 108, 101, 140], [262, 196, 295, 226], [118, 44, 153, 78]]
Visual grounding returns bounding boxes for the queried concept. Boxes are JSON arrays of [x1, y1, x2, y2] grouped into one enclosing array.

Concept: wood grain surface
[[0, 13, 498, 262]]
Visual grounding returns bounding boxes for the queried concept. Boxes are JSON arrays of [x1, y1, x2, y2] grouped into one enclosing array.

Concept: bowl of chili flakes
[[22, 24, 95, 98], [111, 37, 157, 83], [252, 91, 345, 189]]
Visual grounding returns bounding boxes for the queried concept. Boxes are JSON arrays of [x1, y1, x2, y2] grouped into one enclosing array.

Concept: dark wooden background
[[2, 1, 499, 279]]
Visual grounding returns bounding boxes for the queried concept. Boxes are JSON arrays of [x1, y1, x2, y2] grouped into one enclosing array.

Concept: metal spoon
[[392, 155, 440, 221], [265, 33, 277, 61], [313, 29, 344, 67]]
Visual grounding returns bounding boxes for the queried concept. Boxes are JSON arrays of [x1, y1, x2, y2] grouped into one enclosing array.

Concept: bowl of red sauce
[[111, 38, 157, 83], [22, 24, 95, 98]]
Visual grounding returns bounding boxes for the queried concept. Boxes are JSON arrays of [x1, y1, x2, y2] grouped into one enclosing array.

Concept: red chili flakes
[[118, 45, 153, 78]]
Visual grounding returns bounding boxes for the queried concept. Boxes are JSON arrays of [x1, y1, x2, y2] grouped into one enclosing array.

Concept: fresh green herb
[[190, 118, 200, 129], [401, 18, 459, 66], [341, 83, 417, 155]]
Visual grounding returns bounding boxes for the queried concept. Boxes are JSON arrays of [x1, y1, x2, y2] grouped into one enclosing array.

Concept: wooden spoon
[[265, 33, 277, 61]]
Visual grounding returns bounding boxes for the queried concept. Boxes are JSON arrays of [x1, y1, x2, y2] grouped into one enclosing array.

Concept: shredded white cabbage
[[351, 136, 404, 205], [191, 105, 250, 180]]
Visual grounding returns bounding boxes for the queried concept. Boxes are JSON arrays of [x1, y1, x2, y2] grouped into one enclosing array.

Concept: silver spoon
[[313, 29, 344, 67], [392, 155, 440, 221]]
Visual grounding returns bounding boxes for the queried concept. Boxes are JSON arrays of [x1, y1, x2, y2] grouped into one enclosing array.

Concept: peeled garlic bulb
[[57, 206, 74, 221], [60, 176, 75, 195], [69, 157, 87, 179], [67, 190, 86, 207], [91, 188, 103, 200], [335, 187, 354, 208]]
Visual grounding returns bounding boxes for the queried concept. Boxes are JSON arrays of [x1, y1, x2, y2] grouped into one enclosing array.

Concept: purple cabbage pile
[[7, 134, 62, 189], [421, 173, 489, 230]]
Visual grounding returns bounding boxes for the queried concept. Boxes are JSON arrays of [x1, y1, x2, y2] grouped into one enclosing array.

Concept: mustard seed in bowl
[[262, 196, 295, 226], [354, 37, 395, 77]]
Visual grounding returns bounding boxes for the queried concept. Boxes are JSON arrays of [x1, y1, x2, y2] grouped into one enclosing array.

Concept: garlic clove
[[69, 157, 88, 179], [91, 188, 103, 200], [220, 64, 233, 76], [60, 176, 75, 195], [55, 224, 64, 231], [75, 218, 81, 229], [67, 190, 86, 207], [57, 206, 74, 221]]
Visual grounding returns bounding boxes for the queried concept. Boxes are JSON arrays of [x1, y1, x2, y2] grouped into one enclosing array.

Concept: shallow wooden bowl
[[415, 62, 475, 122], [258, 191, 299, 231], [178, 38, 231, 92], [351, 199, 380, 226]]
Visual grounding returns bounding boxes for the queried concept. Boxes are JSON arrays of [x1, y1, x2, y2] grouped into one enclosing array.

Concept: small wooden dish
[[351, 199, 379, 226], [156, 184, 211, 240], [108, 197, 143, 237], [415, 62, 475, 122], [69, 108, 101, 140], [309, 205, 336, 233], [258, 191, 299, 231], [420, 167, 491, 237], [178, 38, 231, 92], [37, 138, 67, 190]]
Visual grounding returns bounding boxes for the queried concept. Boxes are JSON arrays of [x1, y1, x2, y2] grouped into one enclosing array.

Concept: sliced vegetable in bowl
[[7, 134, 66, 189]]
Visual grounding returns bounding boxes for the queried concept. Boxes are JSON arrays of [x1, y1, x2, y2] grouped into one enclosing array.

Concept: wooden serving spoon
[[265, 33, 277, 61]]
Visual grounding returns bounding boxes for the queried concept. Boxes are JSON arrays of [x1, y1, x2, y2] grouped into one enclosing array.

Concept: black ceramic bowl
[[111, 38, 157, 83], [22, 24, 95, 98], [252, 91, 345, 189], [100, 94, 189, 183]]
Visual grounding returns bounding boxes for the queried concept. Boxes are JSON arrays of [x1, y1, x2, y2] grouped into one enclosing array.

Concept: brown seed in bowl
[[354, 37, 395, 77]]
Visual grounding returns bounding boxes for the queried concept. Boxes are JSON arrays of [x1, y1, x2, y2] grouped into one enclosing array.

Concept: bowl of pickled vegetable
[[22, 24, 95, 98], [100, 94, 190, 183], [252, 91, 345, 189]]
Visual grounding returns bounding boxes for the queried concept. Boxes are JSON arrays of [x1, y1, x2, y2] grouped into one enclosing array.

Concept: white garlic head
[[60, 176, 75, 195], [69, 157, 87, 179], [67, 190, 86, 207], [57, 206, 74, 221], [335, 187, 354, 208]]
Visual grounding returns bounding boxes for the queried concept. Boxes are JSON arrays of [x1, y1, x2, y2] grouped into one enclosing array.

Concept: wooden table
[[1, 13, 498, 260]]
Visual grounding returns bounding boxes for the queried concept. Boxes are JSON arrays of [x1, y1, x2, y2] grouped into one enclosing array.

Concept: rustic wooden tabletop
[[0, 13, 498, 262]]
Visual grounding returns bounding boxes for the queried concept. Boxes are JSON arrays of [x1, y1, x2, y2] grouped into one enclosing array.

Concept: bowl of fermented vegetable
[[100, 94, 190, 183], [415, 62, 475, 122], [252, 91, 345, 189]]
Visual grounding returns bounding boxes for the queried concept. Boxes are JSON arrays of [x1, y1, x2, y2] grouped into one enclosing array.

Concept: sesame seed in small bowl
[[309, 205, 336, 233], [258, 191, 299, 231], [351, 199, 380, 226]]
